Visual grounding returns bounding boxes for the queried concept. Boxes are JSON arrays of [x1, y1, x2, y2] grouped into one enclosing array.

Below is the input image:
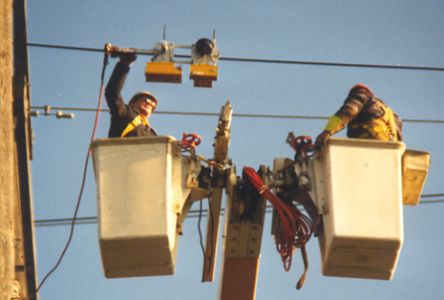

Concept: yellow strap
[[121, 114, 149, 137], [384, 105, 399, 140], [367, 105, 398, 140], [324, 115, 345, 134], [348, 101, 399, 141], [350, 116, 397, 141]]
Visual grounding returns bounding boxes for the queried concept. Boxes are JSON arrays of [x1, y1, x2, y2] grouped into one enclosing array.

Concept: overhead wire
[[417, 199, 444, 205], [26, 42, 444, 72], [420, 193, 444, 198], [34, 207, 276, 227], [27, 42, 444, 125], [30, 105, 444, 125], [34, 193, 444, 228]]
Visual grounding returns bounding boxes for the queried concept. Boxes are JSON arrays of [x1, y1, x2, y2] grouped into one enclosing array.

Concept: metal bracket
[[201, 101, 233, 282]]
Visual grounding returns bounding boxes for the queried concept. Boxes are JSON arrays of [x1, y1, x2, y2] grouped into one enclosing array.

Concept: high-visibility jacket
[[324, 84, 402, 142], [346, 97, 401, 141]]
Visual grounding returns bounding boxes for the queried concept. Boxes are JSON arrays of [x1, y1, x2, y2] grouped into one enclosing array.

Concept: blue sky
[[27, 1, 444, 299]]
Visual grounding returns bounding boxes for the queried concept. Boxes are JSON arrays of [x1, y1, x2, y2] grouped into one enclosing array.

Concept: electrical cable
[[30, 105, 444, 125], [20, 50, 110, 300], [420, 193, 444, 198], [26, 42, 444, 72], [197, 199, 206, 262], [243, 166, 312, 289], [417, 199, 444, 205], [33, 194, 444, 228], [34, 207, 276, 227], [206, 190, 216, 274]]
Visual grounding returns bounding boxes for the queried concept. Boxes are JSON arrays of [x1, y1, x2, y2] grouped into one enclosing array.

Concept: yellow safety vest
[[121, 114, 149, 137], [349, 101, 399, 141]]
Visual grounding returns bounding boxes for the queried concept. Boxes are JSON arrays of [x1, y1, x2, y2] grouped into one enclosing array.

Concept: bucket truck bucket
[[310, 138, 405, 280], [91, 136, 189, 278]]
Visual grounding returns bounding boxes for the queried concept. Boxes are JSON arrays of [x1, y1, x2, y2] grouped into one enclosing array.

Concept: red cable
[[19, 53, 110, 300], [243, 166, 313, 289]]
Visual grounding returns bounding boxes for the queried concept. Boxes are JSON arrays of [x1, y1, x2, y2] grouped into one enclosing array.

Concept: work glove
[[314, 130, 331, 151]]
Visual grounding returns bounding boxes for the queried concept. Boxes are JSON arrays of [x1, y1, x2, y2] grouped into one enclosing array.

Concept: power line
[[30, 105, 444, 124], [419, 199, 444, 205], [26, 42, 444, 72], [34, 207, 272, 228], [34, 195, 444, 228], [420, 193, 444, 198]]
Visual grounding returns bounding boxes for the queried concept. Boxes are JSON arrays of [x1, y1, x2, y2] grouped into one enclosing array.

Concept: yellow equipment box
[[145, 61, 182, 83], [189, 64, 218, 87], [310, 138, 405, 280]]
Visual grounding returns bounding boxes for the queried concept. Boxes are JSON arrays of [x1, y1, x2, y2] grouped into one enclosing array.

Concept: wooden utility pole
[[0, 1, 17, 299], [1, 0, 38, 299]]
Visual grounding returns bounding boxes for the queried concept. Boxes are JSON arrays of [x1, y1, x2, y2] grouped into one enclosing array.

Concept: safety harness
[[120, 114, 150, 137], [348, 98, 399, 141]]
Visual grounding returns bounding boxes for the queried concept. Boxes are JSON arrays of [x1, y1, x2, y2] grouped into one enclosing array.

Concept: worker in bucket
[[315, 84, 403, 150], [105, 50, 158, 138]]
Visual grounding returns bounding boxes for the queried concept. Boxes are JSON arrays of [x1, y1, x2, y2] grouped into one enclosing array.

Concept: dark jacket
[[105, 62, 157, 138]]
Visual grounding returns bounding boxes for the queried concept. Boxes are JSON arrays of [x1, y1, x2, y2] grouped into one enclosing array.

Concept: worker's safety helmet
[[129, 91, 158, 110], [350, 83, 373, 94]]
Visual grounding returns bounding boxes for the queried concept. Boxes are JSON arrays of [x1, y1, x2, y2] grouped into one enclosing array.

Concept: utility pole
[[0, 1, 18, 299], [0, 1, 16, 299], [1, 0, 38, 299]]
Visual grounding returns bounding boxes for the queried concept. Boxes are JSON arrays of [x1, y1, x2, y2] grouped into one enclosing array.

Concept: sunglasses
[[144, 99, 157, 108]]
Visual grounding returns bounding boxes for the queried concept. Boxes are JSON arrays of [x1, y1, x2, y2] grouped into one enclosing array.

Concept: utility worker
[[105, 51, 158, 138], [315, 84, 403, 149]]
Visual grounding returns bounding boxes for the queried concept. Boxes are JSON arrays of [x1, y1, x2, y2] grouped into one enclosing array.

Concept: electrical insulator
[[44, 105, 51, 115], [30, 110, 40, 117], [55, 111, 75, 119]]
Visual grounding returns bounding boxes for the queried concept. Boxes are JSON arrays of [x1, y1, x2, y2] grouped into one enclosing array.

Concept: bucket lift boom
[[91, 99, 430, 299], [201, 101, 233, 282]]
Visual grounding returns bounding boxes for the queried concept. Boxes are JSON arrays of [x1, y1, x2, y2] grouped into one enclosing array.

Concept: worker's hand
[[314, 130, 331, 151], [119, 51, 137, 66]]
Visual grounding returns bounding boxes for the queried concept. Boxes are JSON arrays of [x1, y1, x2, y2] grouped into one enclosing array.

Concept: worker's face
[[133, 96, 156, 117]]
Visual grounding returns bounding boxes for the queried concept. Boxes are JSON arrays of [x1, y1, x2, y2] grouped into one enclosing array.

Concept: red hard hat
[[351, 83, 373, 93]]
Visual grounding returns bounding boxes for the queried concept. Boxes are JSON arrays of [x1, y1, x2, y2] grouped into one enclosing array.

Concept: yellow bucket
[[402, 149, 430, 205]]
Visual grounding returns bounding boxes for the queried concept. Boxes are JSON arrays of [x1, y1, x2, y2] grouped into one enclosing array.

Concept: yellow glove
[[324, 115, 345, 134], [315, 115, 345, 150]]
